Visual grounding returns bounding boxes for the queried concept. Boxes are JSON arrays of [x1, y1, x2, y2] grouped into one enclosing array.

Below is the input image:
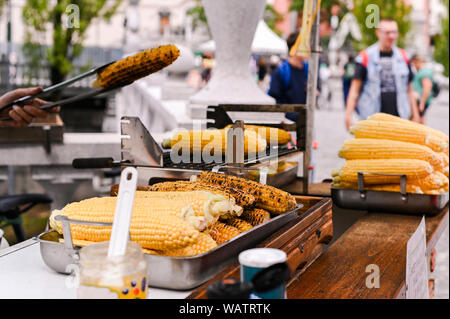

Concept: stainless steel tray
[[332, 172, 449, 215], [332, 188, 448, 216], [37, 204, 302, 290]]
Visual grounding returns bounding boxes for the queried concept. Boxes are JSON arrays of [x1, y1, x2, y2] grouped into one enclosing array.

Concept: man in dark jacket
[[268, 31, 311, 122]]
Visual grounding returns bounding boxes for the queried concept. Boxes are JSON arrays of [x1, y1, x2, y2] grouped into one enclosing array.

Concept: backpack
[[359, 47, 409, 68], [432, 81, 440, 98], [279, 60, 309, 89]]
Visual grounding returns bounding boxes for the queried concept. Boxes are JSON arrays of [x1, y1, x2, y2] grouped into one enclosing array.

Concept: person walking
[[410, 54, 436, 124], [268, 31, 311, 122], [345, 18, 420, 130], [342, 54, 356, 106]]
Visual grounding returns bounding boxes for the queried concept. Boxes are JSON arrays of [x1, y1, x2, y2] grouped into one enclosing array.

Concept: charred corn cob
[[207, 221, 241, 245], [338, 139, 442, 168], [159, 232, 218, 257], [148, 181, 255, 208], [350, 120, 449, 153], [240, 208, 271, 226], [225, 124, 291, 146], [49, 198, 199, 250], [224, 218, 253, 233], [368, 113, 449, 145], [198, 171, 297, 214], [95, 45, 180, 88], [332, 159, 434, 185], [133, 191, 242, 230], [162, 128, 267, 156]]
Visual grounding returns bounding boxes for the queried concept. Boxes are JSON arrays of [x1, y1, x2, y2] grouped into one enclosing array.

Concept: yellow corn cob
[[240, 208, 271, 226], [368, 113, 449, 145], [49, 198, 199, 250], [224, 218, 253, 233], [148, 181, 255, 208], [332, 159, 433, 185], [333, 181, 423, 194], [225, 124, 291, 146], [162, 128, 267, 156], [59, 238, 161, 255], [207, 221, 241, 245], [159, 232, 218, 257], [95, 45, 180, 88], [416, 171, 449, 191], [198, 171, 297, 214], [350, 120, 449, 153], [338, 138, 442, 168], [133, 191, 243, 230]]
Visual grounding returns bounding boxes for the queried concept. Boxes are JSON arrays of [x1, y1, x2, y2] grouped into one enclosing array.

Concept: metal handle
[[357, 172, 408, 199]]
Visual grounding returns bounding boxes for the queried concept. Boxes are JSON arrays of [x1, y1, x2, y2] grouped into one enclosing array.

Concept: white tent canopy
[[198, 20, 288, 55]]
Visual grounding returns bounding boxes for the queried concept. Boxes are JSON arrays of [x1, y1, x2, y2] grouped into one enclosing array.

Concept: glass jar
[[77, 241, 148, 299]]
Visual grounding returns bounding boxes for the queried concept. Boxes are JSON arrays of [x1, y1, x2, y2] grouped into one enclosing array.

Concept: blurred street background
[[0, 0, 448, 298]]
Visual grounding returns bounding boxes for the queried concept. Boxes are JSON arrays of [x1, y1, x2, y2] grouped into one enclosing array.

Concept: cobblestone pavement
[[313, 78, 449, 299]]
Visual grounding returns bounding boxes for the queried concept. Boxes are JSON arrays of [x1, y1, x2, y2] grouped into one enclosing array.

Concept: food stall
[[0, 0, 448, 301]]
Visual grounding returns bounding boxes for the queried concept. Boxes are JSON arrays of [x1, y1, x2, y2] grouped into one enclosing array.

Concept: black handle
[[72, 157, 117, 169]]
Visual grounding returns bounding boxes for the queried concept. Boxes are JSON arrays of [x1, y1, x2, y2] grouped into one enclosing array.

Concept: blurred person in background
[[345, 18, 420, 130], [0, 87, 60, 127], [257, 56, 268, 85], [410, 54, 438, 124], [342, 54, 356, 107], [268, 31, 319, 122]]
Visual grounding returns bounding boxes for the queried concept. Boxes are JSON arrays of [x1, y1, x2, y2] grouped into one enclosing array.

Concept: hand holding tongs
[[0, 61, 116, 121]]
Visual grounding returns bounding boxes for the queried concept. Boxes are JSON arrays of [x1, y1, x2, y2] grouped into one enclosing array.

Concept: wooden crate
[[0, 113, 63, 144]]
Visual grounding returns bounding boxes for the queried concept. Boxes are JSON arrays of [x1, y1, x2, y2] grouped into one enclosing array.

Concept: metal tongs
[[0, 61, 119, 121]]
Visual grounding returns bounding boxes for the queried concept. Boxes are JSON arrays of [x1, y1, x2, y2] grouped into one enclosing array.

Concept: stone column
[[188, 0, 275, 119]]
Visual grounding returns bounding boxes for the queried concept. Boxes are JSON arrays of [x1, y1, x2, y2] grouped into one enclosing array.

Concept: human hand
[[0, 87, 60, 127]]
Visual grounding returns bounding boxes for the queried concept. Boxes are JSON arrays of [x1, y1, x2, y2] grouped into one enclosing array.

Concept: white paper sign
[[405, 216, 429, 299]]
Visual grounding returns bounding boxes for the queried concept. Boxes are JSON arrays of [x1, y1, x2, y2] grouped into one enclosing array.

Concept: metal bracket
[[357, 172, 408, 201]]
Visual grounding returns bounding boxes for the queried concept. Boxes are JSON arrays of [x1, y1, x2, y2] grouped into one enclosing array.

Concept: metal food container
[[37, 204, 302, 290], [331, 172, 449, 216]]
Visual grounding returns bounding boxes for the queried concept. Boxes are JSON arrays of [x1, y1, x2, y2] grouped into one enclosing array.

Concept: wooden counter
[[287, 205, 448, 299]]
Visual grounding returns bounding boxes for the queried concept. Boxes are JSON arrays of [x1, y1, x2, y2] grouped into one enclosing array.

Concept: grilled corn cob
[[162, 128, 267, 156], [159, 232, 218, 257], [49, 198, 199, 250], [207, 221, 241, 245], [95, 45, 180, 88], [368, 113, 449, 145], [148, 181, 255, 208], [240, 208, 271, 226], [224, 218, 253, 233], [198, 171, 297, 214], [332, 159, 434, 185], [225, 124, 291, 146], [133, 191, 242, 230], [350, 120, 449, 153], [338, 138, 442, 168]]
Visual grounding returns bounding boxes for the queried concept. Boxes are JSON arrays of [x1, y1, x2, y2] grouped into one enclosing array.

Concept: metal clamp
[[54, 215, 115, 259], [357, 172, 408, 201]]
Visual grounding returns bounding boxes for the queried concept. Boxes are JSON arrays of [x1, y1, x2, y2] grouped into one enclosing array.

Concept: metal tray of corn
[[37, 204, 302, 290]]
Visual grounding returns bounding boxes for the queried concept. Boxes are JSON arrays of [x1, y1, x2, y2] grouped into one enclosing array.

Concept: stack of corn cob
[[162, 128, 267, 157], [49, 190, 245, 257], [333, 113, 449, 194], [224, 124, 291, 146]]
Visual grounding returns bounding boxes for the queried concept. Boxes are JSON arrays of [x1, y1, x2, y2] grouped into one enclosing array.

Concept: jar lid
[[239, 248, 286, 268]]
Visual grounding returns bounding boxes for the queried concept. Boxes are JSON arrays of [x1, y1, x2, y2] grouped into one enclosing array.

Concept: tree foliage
[[22, 0, 123, 84], [351, 0, 412, 51], [433, 0, 449, 76]]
